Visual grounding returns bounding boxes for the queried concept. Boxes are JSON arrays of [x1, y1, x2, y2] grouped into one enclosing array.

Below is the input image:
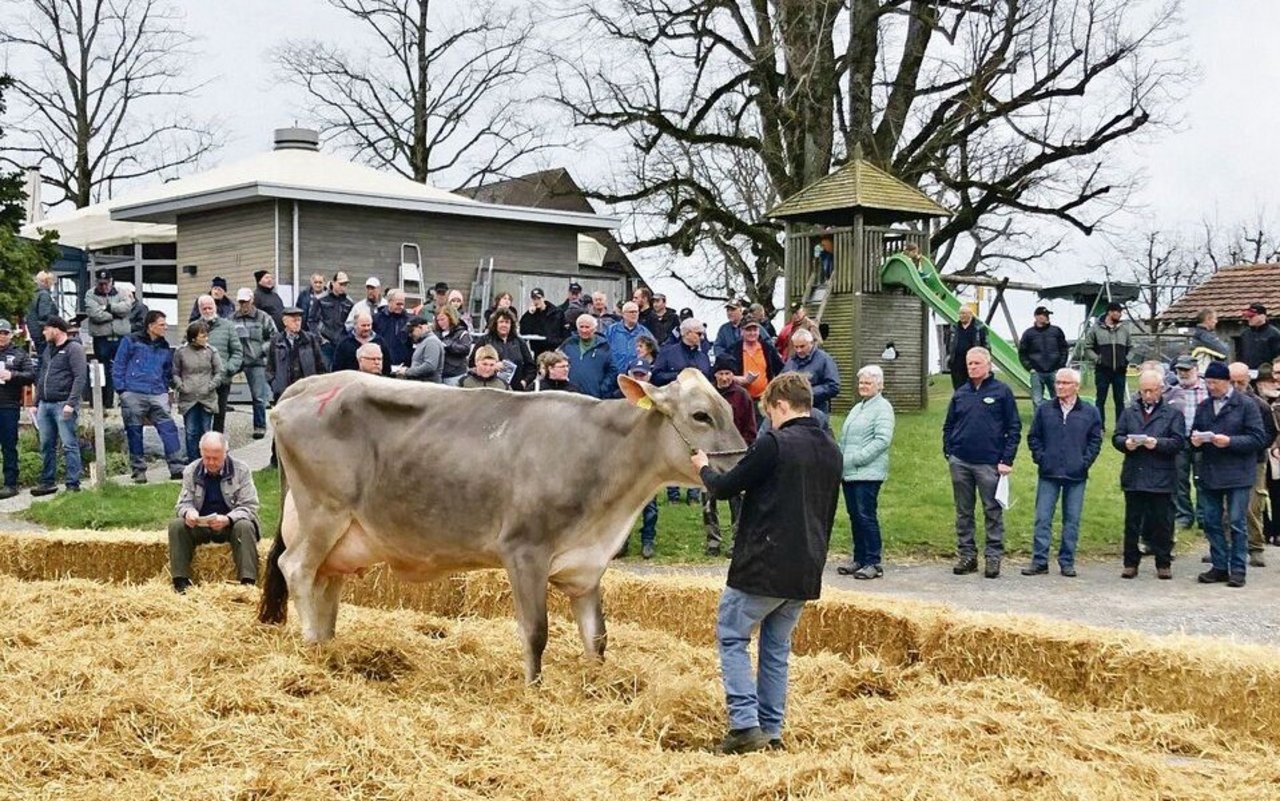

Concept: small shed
[[1159, 264, 1280, 353], [768, 148, 950, 412]]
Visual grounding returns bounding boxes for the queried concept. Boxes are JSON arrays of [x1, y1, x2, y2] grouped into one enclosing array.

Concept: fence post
[[90, 360, 107, 489]]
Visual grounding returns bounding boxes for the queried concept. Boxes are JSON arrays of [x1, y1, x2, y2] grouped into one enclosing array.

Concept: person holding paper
[[1113, 370, 1186, 579], [1022, 368, 1102, 577], [1192, 361, 1268, 588], [943, 347, 1021, 578], [1228, 362, 1278, 567], [168, 432, 261, 594]]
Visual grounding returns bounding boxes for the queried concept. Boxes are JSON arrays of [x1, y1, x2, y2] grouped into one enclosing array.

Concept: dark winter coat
[[561, 334, 617, 399], [332, 334, 392, 376], [518, 304, 564, 352], [1191, 390, 1268, 490], [111, 333, 174, 396], [701, 416, 842, 600], [1018, 323, 1069, 373], [783, 348, 841, 413], [25, 286, 56, 347], [470, 331, 535, 391], [307, 291, 354, 347], [188, 295, 233, 322], [0, 344, 36, 409], [37, 337, 87, 407], [943, 375, 1021, 466], [652, 339, 712, 386], [1112, 397, 1186, 493], [373, 307, 414, 367], [1239, 323, 1280, 369], [436, 325, 473, 380], [266, 330, 326, 400], [727, 338, 785, 383], [946, 321, 989, 372], [1027, 397, 1103, 482]]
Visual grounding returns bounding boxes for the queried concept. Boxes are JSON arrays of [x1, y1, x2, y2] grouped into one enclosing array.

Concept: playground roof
[[1039, 281, 1142, 307], [1159, 263, 1280, 323], [767, 156, 950, 226]]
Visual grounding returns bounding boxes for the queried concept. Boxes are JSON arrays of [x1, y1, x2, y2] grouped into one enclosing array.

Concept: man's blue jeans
[[640, 497, 658, 548], [35, 400, 81, 488], [1028, 371, 1056, 408], [666, 486, 701, 504], [1031, 477, 1086, 568], [244, 365, 271, 430], [183, 405, 214, 464], [120, 391, 185, 472], [0, 407, 19, 488], [1201, 486, 1251, 576], [842, 480, 883, 566], [717, 586, 806, 737]]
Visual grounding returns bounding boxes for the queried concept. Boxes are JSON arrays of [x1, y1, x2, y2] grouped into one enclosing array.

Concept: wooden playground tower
[[768, 146, 950, 413]]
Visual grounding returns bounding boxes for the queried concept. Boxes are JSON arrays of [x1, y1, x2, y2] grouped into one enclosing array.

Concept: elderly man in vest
[[168, 432, 261, 594]]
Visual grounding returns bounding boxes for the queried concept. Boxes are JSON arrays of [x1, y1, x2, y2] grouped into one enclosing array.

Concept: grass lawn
[[19, 376, 1147, 565]]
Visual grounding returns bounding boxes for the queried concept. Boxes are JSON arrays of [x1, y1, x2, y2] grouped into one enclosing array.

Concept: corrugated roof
[[110, 149, 617, 230], [767, 158, 950, 222], [1161, 263, 1280, 323]]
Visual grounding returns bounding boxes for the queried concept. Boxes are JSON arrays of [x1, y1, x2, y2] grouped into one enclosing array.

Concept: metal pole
[[90, 360, 106, 488]]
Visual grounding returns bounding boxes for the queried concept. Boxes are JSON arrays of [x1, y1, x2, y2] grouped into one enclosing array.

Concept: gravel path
[[626, 548, 1280, 649]]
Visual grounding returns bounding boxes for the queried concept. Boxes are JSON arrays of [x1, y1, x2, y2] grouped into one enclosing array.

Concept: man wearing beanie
[[704, 355, 758, 556], [253, 270, 285, 328], [189, 277, 234, 322], [1191, 361, 1268, 587]]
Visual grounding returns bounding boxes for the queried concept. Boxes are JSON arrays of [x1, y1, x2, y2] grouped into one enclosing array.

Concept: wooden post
[[90, 360, 107, 488]]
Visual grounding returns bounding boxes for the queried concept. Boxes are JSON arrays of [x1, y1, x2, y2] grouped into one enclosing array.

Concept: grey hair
[[353, 311, 373, 326], [679, 317, 704, 334], [1138, 360, 1166, 378], [966, 346, 991, 362], [792, 329, 814, 345], [857, 364, 884, 390], [199, 431, 228, 452], [1138, 369, 1165, 387], [385, 288, 404, 303], [197, 294, 215, 307], [1055, 367, 1081, 384], [577, 314, 599, 332]]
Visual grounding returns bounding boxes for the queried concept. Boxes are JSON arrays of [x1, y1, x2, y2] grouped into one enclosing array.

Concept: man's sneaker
[[1121, 566, 1138, 579], [1197, 568, 1229, 584], [30, 484, 57, 497], [1249, 552, 1266, 568], [836, 559, 862, 576], [1156, 566, 1173, 580], [252, 429, 266, 440], [716, 726, 770, 755], [852, 563, 883, 580], [641, 543, 655, 560], [0, 486, 17, 500], [172, 577, 192, 594], [953, 555, 978, 575], [132, 470, 148, 484], [1020, 563, 1048, 576], [1059, 564, 1077, 578], [984, 557, 1001, 579], [1227, 573, 1247, 588]]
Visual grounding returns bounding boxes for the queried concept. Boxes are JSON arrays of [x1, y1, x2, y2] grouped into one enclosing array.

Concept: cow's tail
[[257, 458, 290, 625]]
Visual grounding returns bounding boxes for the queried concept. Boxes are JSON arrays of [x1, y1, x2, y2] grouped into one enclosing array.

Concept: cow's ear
[[619, 374, 671, 414]]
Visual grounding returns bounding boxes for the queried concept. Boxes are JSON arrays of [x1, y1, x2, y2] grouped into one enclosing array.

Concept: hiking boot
[[953, 555, 978, 575], [1156, 566, 1173, 580], [131, 470, 148, 484], [30, 484, 57, 497], [1227, 573, 1246, 588], [1059, 564, 1077, 578], [852, 564, 883, 580], [984, 557, 1001, 579], [641, 543, 655, 560], [0, 485, 16, 500], [836, 559, 862, 576], [1020, 563, 1048, 576], [252, 429, 266, 440], [1197, 568, 1228, 584], [172, 577, 192, 594], [1121, 566, 1138, 579], [1249, 552, 1266, 568], [716, 726, 770, 755]]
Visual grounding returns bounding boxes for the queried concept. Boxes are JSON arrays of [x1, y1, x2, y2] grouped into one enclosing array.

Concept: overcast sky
[[13, 0, 1280, 341]]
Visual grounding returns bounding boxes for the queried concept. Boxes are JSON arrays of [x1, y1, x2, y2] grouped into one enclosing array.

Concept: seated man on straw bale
[[168, 432, 261, 594], [692, 373, 842, 755]]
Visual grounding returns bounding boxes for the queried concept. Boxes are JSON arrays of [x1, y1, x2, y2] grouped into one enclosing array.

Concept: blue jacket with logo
[[943, 375, 1022, 466], [1191, 389, 1268, 490], [1028, 397, 1102, 482], [111, 333, 173, 396], [561, 335, 618, 399]]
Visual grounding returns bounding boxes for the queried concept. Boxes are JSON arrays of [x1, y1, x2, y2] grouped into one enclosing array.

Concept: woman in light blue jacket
[[836, 364, 895, 579]]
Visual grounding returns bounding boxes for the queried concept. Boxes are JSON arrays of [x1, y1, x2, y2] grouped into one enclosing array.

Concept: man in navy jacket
[[1022, 368, 1102, 577], [112, 310, 187, 482], [1192, 361, 1268, 587], [942, 347, 1021, 578]]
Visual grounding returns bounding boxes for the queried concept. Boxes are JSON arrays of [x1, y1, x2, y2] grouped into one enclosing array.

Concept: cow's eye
[[692, 411, 713, 425]]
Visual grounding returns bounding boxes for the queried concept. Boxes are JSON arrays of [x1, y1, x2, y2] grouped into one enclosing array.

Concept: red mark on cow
[[316, 386, 343, 415]]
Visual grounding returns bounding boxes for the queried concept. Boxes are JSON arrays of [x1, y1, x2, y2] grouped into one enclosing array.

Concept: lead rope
[[664, 416, 749, 457]]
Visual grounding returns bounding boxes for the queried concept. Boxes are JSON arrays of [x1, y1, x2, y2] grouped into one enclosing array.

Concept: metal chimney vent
[[273, 127, 320, 151]]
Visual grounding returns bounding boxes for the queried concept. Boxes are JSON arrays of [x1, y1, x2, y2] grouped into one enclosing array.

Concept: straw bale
[[2, 576, 1279, 801]]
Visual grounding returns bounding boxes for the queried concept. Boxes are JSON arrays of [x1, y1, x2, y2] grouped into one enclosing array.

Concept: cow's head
[[619, 368, 748, 481]]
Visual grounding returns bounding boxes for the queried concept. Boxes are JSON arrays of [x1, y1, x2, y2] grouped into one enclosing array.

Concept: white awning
[[20, 203, 175, 251], [577, 235, 608, 267]]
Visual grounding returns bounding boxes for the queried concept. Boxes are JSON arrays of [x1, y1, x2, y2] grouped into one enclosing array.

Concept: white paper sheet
[[995, 475, 1011, 509]]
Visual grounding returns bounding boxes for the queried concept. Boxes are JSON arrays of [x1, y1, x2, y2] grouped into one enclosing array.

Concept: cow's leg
[[310, 575, 345, 641], [504, 550, 550, 684], [278, 503, 353, 643], [567, 583, 607, 660]]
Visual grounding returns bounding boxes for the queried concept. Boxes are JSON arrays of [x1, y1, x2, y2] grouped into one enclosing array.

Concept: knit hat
[[712, 355, 739, 374], [211, 276, 228, 290], [1204, 361, 1230, 381]]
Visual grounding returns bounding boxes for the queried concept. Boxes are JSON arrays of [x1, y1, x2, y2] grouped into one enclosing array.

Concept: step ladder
[[469, 257, 494, 330], [804, 277, 832, 331]]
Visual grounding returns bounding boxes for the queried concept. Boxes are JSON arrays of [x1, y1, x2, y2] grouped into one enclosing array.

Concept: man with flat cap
[[1019, 305, 1069, 408], [84, 269, 132, 409]]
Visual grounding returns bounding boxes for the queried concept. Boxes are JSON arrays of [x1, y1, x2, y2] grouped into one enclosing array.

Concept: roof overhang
[[111, 181, 620, 230]]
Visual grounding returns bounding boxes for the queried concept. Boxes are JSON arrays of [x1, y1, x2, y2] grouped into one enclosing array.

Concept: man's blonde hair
[[473, 345, 499, 362], [761, 372, 813, 412]]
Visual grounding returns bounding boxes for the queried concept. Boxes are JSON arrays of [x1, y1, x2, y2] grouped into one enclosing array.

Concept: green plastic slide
[[880, 252, 1031, 390]]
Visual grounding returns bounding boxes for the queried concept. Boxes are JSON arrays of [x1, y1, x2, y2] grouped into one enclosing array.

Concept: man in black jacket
[[0, 320, 35, 498], [693, 372, 841, 755], [306, 271, 354, 368], [1019, 306, 1069, 407], [1230, 362, 1278, 567], [945, 307, 988, 390], [1239, 303, 1280, 370], [518, 287, 563, 356], [32, 316, 86, 496]]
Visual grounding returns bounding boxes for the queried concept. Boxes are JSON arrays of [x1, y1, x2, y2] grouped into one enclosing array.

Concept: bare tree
[[0, 0, 218, 208], [552, 0, 1192, 311], [275, 0, 553, 190], [1194, 210, 1280, 271], [1111, 229, 1206, 334]]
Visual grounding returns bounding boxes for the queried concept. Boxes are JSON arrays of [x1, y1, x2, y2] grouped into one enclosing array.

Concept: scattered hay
[[2, 576, 1279, 800]]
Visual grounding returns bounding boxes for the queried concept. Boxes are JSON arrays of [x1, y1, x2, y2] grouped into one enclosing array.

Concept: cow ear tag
[[636, 396, 655, 410]]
